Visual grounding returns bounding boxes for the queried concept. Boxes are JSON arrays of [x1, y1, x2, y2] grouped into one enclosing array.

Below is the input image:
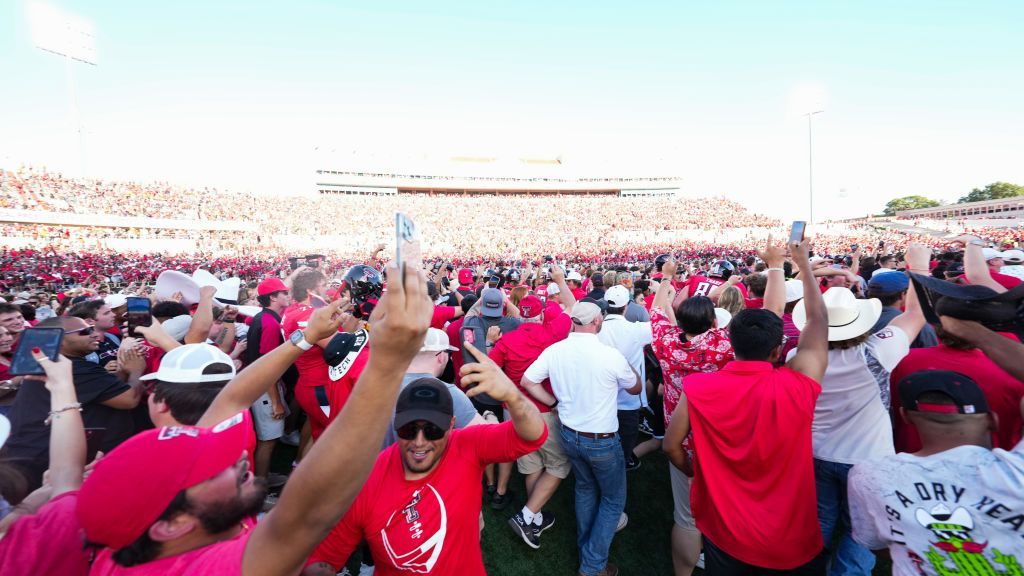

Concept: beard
[[193, 478, 267, 534]]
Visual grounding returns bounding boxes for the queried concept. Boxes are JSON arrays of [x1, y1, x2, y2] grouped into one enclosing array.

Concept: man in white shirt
[[598, 285, 654, 471], [849, 370, 1024, 575], [522, 301, 641, 576]]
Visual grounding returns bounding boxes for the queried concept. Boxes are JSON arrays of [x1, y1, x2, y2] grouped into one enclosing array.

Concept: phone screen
[[10, 328, 63, 376], [789, 221, 807, 244], [461, 324, 486, 367], [126, 297, 152, 338], [395, 212, 423, 275]]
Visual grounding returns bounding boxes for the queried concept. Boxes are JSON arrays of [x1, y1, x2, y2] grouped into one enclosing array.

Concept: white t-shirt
[[524, 332, 635, 433], [848, 439, 1024, 575], [788, 325, 910, 464], [596, 315, 653, 411]]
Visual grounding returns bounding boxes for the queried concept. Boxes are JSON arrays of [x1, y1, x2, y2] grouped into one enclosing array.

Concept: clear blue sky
[[2, 0, 1022, 219]]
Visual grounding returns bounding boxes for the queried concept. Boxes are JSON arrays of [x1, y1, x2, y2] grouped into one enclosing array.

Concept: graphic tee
[[849, 440, 1024, 575], [309, 422, 546, 575]]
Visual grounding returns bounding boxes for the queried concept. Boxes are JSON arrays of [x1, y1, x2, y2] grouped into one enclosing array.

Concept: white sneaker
[[280, 430, 301, 446], [615, 512, 628, 532], [696, 552, 705, 569]]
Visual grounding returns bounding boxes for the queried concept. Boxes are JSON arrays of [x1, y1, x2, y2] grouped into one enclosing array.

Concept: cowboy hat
[[792, 287, 882, 341]]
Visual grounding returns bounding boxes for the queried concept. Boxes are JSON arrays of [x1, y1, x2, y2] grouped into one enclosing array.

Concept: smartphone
[[395, 212, 423, 274], [461, 324, 487, 367], [85, 427, 106, 462], [789, 221, 807, 244], [487, 275, 500, 288], [126, 296, 152, 338], [9, 327, 63, 376]]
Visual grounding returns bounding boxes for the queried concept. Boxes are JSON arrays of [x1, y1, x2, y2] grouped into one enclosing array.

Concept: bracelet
[[766, 267, 785, 272], [45, 403, 82, 426]]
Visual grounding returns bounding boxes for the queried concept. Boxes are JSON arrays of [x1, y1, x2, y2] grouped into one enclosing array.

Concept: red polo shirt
[[489, 311, 571, 412], [684, 361, 822, 569]]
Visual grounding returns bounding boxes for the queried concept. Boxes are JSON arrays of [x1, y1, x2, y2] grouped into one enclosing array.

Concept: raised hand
[[459, 342, 520, 403]]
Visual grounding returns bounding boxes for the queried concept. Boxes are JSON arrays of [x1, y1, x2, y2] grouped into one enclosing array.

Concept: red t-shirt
[[0, 491, 90, 575], [743, 297, 764, 309], [430, 306, 456, 330], [281, 303, 332, 390], [445, 317, 466, 378], [684, 361, 823, 569], [308, 422, 547, 575], [489, 312, 571, 412], [326, 345, 369, 422], [89, 526, 252, 575], [890, 342, 1024, 452], [684, 276, 749, 299]]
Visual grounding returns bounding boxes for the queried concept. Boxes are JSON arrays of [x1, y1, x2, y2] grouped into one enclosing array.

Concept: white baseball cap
[[421, 328, 457, 353], [566, 270, 583, 282], [605, 285, 631, 308], [1002, 249, 1024, 265], [546, 282, 561, 296], [784, 279, 805, 303], [570, 302, 602, 326], [161, 315, 193, 342], [140, 343, 236, 384], [104, 294, 128, 309], [982, 248, 1006, 261]]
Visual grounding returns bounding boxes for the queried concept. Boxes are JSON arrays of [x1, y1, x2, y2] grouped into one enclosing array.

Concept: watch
[[289, 330, 314, 351]]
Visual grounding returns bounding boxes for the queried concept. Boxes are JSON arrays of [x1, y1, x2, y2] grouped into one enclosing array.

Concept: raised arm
[[549, 266, 576, 310], [757, 235, 787, 318], [244, 264, 433, 576], [786, 238, 828, 383], [939, 316, 1024, 383], [198, 299, 345, 428], [653, 259, 678, 313], [960, 236, 1007, 293], [887, 243, 928, 341], [461, 342, 544, 442], [184, 285, 217, 344]]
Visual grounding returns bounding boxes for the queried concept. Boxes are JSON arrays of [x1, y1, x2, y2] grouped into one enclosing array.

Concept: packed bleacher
[[0, 165, 1022, 576]]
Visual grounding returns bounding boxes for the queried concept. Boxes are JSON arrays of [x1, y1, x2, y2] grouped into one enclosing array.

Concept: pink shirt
[[0, 491, 90, 576]]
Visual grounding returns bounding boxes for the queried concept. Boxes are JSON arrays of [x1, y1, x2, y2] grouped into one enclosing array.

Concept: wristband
[[766, 267, 784, 272], [45, 403, 83, 426]]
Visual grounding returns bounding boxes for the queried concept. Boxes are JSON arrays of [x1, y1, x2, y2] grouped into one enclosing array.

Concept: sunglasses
[[65, 326, 97, 336], [396, 421, 447, 441]]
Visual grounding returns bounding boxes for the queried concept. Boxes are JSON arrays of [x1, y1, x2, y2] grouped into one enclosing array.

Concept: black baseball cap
[[898, 370, 990, 415], [395, 378, 453, 430]]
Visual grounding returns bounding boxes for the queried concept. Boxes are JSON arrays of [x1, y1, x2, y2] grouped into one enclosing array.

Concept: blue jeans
[[559, 425, 626, 576], [814, 458, 875, 575]]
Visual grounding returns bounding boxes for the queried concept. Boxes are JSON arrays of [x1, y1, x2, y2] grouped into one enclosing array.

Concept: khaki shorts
[[669, 464, 697, 531], [517, 411, 571, 479]]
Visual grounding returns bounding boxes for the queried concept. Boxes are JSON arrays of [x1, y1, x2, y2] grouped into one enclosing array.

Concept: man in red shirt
[[490, 294, 572, 548], [664, 239, 829, 574], [72, 265, 436, 576], [281, 267, 334, 440], [678, 260, 748, 302], [303, 343, 547, 576]]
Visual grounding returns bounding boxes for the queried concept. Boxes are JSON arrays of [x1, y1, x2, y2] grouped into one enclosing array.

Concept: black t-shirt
[[5, 357, 134, 464]]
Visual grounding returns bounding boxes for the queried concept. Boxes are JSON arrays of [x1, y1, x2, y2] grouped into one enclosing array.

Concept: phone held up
[[395, 212, 423, 278], [789, 221, 807, 245], [126, 296, 153, 338], [9, 327, 63, 376]]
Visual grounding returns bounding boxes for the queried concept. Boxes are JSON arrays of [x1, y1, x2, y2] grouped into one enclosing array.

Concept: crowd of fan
[[0, 217, 1020, 576]]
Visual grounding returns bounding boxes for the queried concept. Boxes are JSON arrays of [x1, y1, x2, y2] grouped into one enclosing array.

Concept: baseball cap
[[394, 378, 454, 431], [104, 293, 128, 309], [566, 270, 583, 282], [982, 248, 1006, 261], [546, 282, 561, 296], [868, 272, 909, 295], [480, 288, 504, 318], [139, 343, 236, 383], [458, 268, 474, 285], [590, 273, 604, 288], [161, 314, 193, 342], [897, 370, 990, 415], [257, 277, 288, 297], [605, 285, 631, 308], [871, 267, 901, 279], [421, 328, 457, 352], [518, 295, 544, 319], [77, 412, 250, 549], [784, 279, 805, 303], [570, 301, 602, 326]]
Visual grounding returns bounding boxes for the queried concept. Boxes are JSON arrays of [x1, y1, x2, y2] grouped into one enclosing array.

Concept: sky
[[2, 0, 1022, 221]]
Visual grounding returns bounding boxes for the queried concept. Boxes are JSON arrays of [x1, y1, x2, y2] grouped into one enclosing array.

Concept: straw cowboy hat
[[792, 287, 882, 342]]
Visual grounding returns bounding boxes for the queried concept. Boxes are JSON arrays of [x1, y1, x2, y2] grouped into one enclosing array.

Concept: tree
[[883, 195, 942, 216], [957, 182, 1024, 204]]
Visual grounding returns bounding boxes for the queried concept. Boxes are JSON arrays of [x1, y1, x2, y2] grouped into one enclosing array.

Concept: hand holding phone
[[126, 296, 152, 338], [10, 328, 63, 376], [789, 221, 807, 245], [395, 213, 423, 276]]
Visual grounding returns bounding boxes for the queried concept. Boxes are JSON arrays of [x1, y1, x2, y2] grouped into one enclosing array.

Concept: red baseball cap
[[519, 295, 544, 319], [257, 277, 288, 297], [458, 268, 474, 286], [77, 413, 250, 550]]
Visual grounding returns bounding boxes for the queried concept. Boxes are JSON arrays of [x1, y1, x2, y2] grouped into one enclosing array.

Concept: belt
[[562, 424, 615, 439]]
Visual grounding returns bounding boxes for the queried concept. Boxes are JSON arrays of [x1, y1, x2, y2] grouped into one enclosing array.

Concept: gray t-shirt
[[382, 373, 478, 448], [624, 301, 651, 323]]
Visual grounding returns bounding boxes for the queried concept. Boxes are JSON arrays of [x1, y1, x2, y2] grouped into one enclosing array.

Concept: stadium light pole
[[805, 109, 823, 223], [28, 2, 97, 176]]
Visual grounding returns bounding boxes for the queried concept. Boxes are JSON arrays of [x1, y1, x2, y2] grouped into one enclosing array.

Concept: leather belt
[[562, 424, 615, 439]]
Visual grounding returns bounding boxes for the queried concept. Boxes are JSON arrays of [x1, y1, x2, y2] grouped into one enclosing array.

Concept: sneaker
[[615, 512, 628, 532], [483, 483, 497, 503], [280, 430, 301, 446], [626, 455, 642, 472], [357, 563, 375, 575], [696, 552, 705, 569], [533, 512, 555, 537], [638, 416, 655, 436], [490, 490, 513, 510], [578, 562, 618, 576], [508, 513, 540, 549]]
